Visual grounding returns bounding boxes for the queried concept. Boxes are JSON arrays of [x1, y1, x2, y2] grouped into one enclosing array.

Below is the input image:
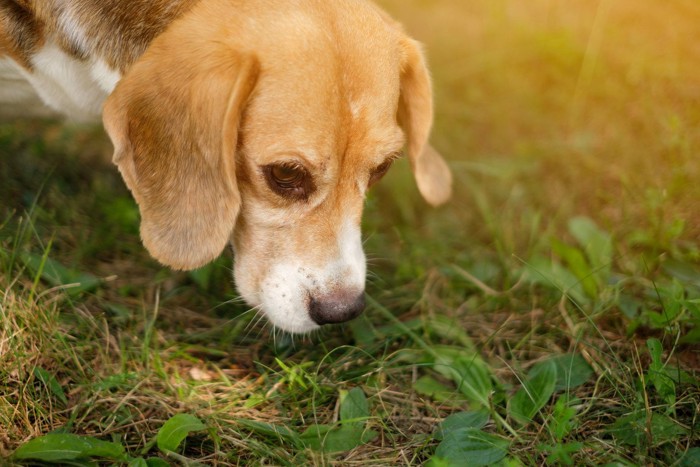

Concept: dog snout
[[309, 291, 366, 325]]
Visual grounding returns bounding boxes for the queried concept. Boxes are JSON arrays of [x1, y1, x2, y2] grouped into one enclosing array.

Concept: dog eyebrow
[[376, 132, 406, 160], [258, 149, 320, 169], [386, 150, 404, 161], [376, 145, 405, 165]]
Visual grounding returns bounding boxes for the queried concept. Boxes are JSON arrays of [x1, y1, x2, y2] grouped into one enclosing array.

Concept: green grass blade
[[12, 434, 126, 462], [156, 414, 206, 454]]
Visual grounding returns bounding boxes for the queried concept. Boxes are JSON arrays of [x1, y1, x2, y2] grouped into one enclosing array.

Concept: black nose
[[309, 292, 366, 325]]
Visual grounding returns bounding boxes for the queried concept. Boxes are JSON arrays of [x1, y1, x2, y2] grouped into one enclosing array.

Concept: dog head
[[103, 0, 452, 333]]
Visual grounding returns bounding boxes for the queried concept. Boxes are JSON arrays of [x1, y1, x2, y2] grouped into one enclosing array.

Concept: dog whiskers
[[240, 304, 266, 340], [213, 295, 248, 310], [366, 270, 380, 280], [365, 254, 388, 265]]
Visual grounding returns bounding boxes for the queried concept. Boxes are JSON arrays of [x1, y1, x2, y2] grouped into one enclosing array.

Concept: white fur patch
[[90, 59, 122, 93], [337, 219, 367, 283], [239, 219, 366, 334], [0, 58, 57, 118], [3, 3, 122, 121], [258, 263, 321, 334], [23, 43, 121, 122]]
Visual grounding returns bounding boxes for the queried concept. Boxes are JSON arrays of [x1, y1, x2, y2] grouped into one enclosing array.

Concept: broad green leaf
[[647, 339, 665, 368], [456, 359, 492, 407], [340, 387, 370, 425], [608, 412, 686, 447], [299, 424, 333, 451], [434, 428, 509, 466], [301, 387, 377, 453], [146, 458, 172, 467], [551, 239, 598, 298], [655, 281, 687, 324], [501, 458, 526, 467], [413, 375, 457, 403], [432, 353, 493, 409], [549, 353, 594, 391], [156, 414, 206, 453], [662, 259, 700, 288], [300, 424, 377, 453], [607, 413, 644, 447], [646, 339, 676, 408], [427, 315, 476, 350], [509, 359, 557, 424], [568, 216, 612, 278], [617, 294, 643, 319], [679, 447, 700, 467], [349, 314, 377, 347], [33, 366, 68, 405], [235, 419, 300, 445], [680, 326, 700, 345], [662, 366, 699, 386], [523, 256, 587, 305], [129, 458, 169, 467], [435, 411, 489, 441], [425, 457, 452, 467], [13, 434, 126, 462]]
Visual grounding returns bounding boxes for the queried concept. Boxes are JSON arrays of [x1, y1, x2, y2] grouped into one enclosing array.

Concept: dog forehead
[[241, 3, 400, 95], [241, 42, 402, 163]]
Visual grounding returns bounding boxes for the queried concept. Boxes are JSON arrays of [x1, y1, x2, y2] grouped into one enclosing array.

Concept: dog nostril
[[309, 293, 365, 325]]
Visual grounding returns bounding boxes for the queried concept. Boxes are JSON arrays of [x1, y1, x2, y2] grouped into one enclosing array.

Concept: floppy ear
[[398, 38, 452, 206], [103, 23, 259, 270]]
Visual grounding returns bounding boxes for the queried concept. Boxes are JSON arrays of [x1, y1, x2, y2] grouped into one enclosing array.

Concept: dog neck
[[1, 0, 198, 120], [10, 0, 198, 71]]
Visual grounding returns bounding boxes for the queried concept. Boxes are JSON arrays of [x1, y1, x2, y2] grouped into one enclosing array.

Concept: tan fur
[[0, 1, 42, 68], [103, 11, 259, 269], [398, 38, 453, 206], [100, 0, 452, 275], [3, 0, 452, 329], [3, 0, 194, 70]]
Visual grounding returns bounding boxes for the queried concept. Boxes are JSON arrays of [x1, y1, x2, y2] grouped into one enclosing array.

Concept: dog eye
[[263, 163, 313, 200], [271, 164, 304, 186], [368, 159, 394, 187]]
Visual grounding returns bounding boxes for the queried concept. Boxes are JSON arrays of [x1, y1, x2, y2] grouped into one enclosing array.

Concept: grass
[[1, 0, 699, 465]]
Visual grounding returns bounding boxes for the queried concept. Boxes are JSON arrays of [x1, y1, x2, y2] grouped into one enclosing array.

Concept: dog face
[[103, 0, 452, 333]]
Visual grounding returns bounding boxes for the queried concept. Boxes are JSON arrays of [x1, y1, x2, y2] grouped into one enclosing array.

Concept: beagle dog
[[0, 0, 452, 333]]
